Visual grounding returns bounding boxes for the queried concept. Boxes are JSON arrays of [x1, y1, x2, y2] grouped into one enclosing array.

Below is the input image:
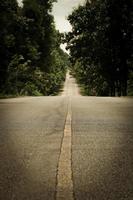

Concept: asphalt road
[[0, 72, 133, 200]]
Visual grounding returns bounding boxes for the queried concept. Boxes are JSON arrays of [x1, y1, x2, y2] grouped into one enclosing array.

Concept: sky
[[17, 0, 23, 7], [17, 0, 85, 52], [52, 0, 85, 32], [52, 0, 85, 52]]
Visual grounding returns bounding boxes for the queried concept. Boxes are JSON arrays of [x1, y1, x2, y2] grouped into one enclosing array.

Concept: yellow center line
[[56, 97, 74, 200]]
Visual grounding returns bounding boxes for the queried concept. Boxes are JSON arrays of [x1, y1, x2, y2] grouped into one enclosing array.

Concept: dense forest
[[0, 0, 133, 97], [66, 0, 133, 96], [0, 0, 69, 96]]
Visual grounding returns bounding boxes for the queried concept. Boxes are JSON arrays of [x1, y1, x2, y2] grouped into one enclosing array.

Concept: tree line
[[66, 0, 133, 96], [0, 0, 69, 96]]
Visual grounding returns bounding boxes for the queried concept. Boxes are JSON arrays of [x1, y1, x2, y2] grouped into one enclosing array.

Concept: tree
[[0, 0, 18, 92], [0, 0, 69, 96], [66, 0, 133, 96]]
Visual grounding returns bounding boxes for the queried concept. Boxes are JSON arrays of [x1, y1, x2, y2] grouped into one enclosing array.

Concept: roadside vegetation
[[66, 0, 133, 96], [0, 0, 69, 97]]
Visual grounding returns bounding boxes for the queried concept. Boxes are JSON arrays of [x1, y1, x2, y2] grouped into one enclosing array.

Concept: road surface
[[0, 72, 133, 200]]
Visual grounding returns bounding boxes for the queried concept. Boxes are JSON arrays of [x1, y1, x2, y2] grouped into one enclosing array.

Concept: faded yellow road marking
[[56, 98, 74, 200]]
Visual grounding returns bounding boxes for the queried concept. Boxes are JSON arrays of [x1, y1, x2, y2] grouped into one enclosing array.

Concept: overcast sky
[[17, 0, 23, 7], [17, 0, 85, 52], [52, 0, 85, 32], [52, 0, 85, 52]]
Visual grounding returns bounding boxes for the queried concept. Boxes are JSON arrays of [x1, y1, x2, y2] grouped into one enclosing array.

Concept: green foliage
[[0, 0, 18, 92], [0, 0, 69, 96], [66, 0, 133, 96]]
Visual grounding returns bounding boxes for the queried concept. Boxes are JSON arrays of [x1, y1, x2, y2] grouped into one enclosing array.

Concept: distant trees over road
[[0, 0, 69, 96], [66, 0, 133, 96]]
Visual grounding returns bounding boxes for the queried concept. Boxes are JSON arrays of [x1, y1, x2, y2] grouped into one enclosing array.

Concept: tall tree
[[66, 0, 133, 96], [0, 0, 68, 96], [22, 0, 57, 72], [0, 0, 18, 91]]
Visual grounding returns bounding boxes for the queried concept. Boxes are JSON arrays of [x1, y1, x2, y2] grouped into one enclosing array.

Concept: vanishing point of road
[[0, 72, 133, 200]]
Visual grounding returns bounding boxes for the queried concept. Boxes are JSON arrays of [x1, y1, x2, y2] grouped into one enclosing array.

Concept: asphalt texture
[[0, 97, 67, 200], [0, 72, 133, 200], [72, 97, 133, 200]]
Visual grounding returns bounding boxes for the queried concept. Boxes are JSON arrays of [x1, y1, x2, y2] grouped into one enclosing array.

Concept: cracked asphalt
[[0, 72, 133, 200]]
